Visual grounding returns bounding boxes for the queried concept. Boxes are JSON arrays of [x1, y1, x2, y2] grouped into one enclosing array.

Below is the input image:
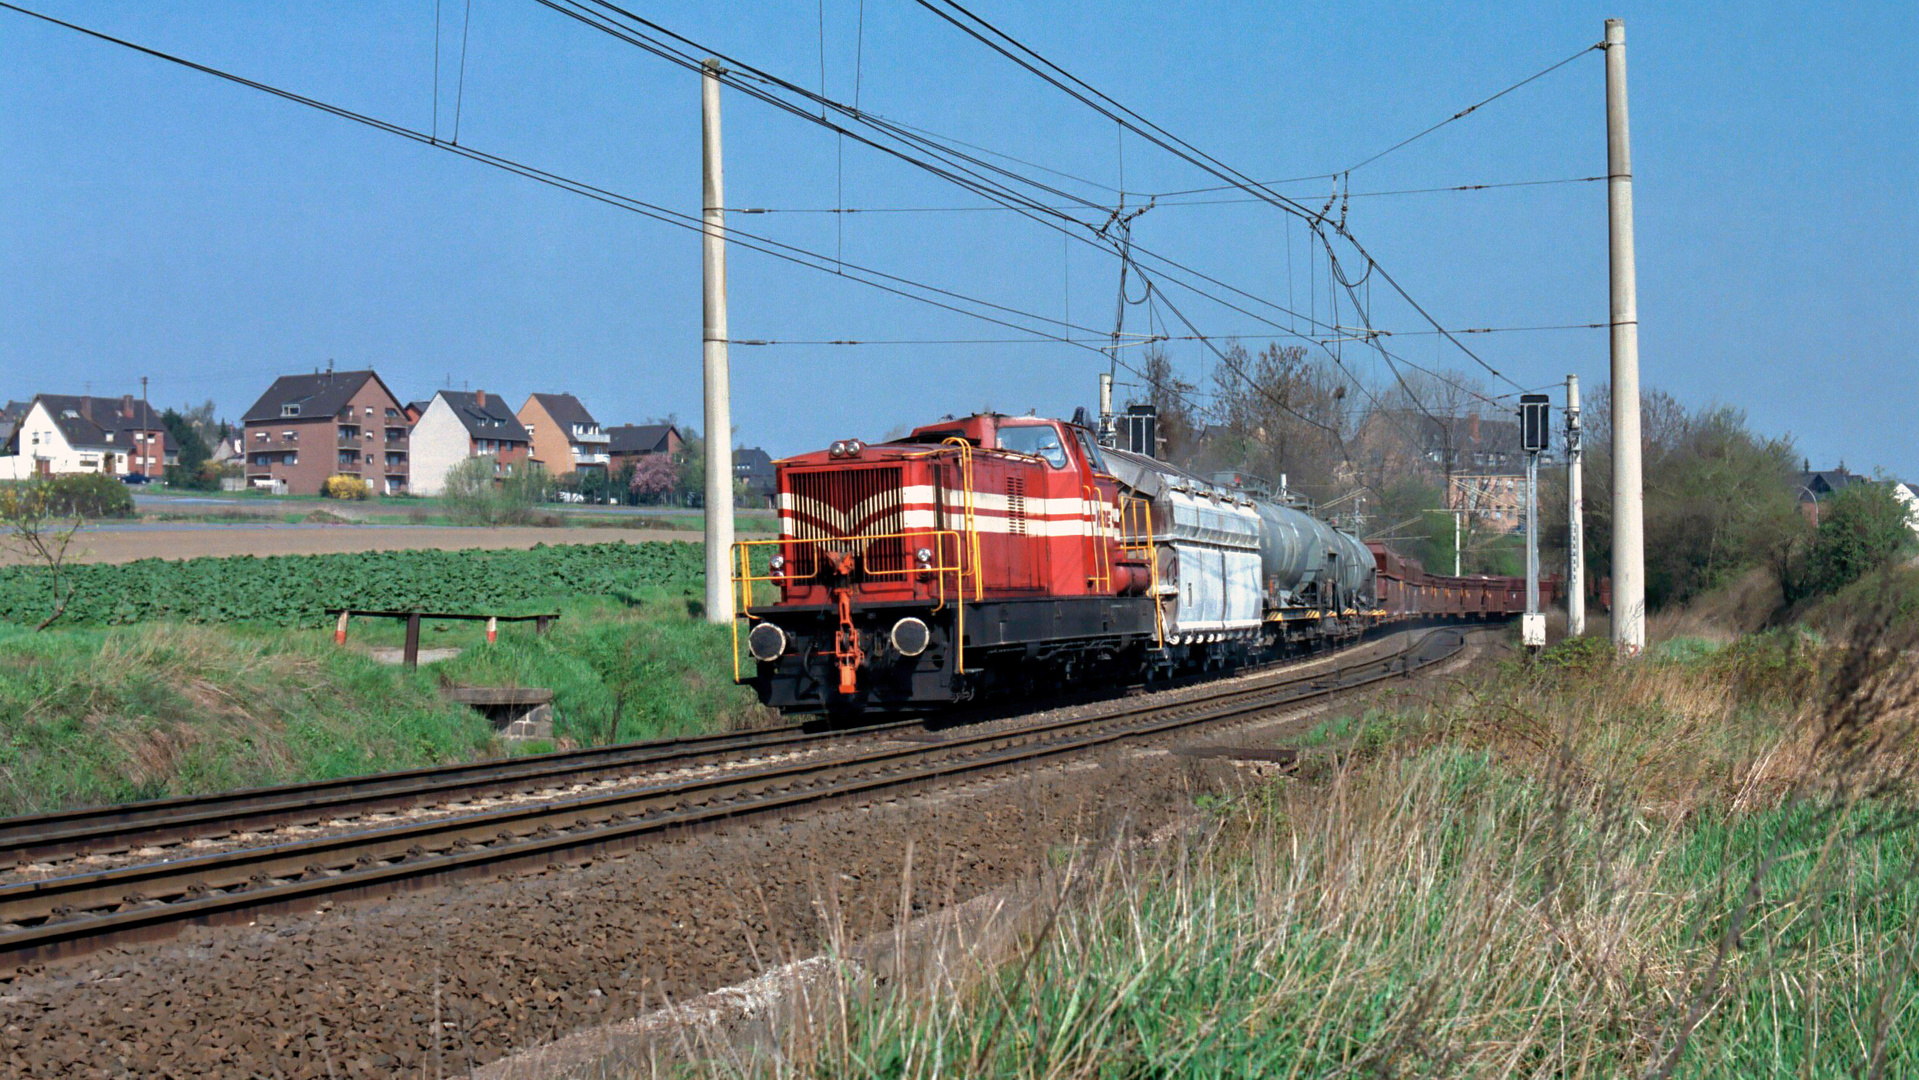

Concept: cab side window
[[997, 424, 1070, 469]]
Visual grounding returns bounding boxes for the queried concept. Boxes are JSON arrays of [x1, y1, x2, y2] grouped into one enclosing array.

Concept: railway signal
[[1518, 393, 1550, 650]]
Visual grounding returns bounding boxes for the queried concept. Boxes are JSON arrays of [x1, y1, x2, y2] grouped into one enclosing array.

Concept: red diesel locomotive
[[730, 411, 1552, 715]]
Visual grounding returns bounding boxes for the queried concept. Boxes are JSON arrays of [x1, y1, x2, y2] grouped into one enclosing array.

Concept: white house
[[408, 390, 533, 496], [1891, 481, 1919, 537], [0, 395, 167, 480]]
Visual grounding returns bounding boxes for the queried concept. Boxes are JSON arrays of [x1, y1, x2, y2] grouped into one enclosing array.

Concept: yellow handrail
[[941, 438, 984, 601], [728, 529, 968, 682], [1118, 495, 1164, 647], [1081, 482, 1114, 593]]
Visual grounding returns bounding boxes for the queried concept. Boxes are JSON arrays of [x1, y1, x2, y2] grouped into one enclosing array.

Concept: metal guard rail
[[729, 529, 969, 683]]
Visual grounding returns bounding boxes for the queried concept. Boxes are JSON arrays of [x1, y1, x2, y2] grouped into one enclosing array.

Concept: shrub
[[1785, 482, 1912, 602], [41, 473, 134, 518], [443, 456, 552, 525], [321, 474, 371, 501]]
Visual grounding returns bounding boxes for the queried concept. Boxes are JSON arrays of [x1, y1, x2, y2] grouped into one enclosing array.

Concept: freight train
[[729, 411, 1551, 715]]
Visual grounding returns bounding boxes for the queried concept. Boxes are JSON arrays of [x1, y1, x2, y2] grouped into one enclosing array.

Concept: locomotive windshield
[[1071, 427, 1108, 474], [996, 423, 1069, 468]]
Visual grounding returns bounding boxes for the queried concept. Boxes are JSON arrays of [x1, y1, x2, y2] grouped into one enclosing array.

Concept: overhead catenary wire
[[0, 2, 1122, 346], [452, 0, 474, 144], [545, 0, 1536, 423], [908, 0, 1561, 394], [3, 1, 1240, 426], [538, 0, 1494, 407], [724, 175, 1604, 214], [1342, 43, 1600, 173]]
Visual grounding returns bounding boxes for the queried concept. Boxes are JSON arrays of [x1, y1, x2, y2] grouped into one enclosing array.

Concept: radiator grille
[[785, 466, 907, 575]]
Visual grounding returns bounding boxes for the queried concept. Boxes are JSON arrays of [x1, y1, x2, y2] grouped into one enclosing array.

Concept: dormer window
[[282, 404, 301, 417]]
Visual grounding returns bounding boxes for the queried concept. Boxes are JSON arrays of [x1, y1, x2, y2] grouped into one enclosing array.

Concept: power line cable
[[452, 0, 475, 143], [724, 175, 1603, 213], [0, 2, 1122, 346], [3, 2, 1242, 426], [911, 0, 1583, 394], [549, 0, 1511, 426], [1343, 44, 1599, 173], [431, 0, 442, 140]]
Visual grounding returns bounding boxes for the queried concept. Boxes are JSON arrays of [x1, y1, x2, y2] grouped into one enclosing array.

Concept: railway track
[[0, 718, 925, 869], [0, 627, 1466, 969]]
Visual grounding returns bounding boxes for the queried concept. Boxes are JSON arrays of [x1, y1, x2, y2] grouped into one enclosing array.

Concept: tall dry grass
[[661, 619, 1919, 1079]]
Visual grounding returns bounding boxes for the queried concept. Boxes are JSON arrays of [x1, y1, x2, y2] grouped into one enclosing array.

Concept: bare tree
[[1135, 343, 1198, 461], [1190, 342, 1349, 500], [0, 480, 84, 630]]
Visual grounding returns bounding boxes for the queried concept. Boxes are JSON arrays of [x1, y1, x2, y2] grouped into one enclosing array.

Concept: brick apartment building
[[409, 390, 532, 495], [517, 393, 610, 478], [241, 370, 410, 495]]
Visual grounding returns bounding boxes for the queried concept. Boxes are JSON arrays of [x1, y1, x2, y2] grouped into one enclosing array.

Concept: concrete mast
[[1566, 374, 1585, 636], [1605, 18, 1646, 654], [701, 59, 735, 625]]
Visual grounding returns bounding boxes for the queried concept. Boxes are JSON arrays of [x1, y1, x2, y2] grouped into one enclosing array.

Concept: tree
[[1187, 342, 1348, 500], [1786, 482, 1913, 602], [1567, 388, 1805, 609], [177, 399, 229, 448], [629, 454, 678, 504], [1135, 344, 1196, 461], [578, 468, 610, 505], [442, 457, 554, 525], [674, 428, 706, 507], [0, 479, 83, 630], [161, 408, 213, 489]]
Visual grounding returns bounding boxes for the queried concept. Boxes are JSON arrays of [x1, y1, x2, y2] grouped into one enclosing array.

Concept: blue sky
[[2, 2, 1914, 475]]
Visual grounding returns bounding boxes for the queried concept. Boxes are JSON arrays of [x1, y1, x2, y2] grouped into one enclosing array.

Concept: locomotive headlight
[[829, 440, 848, 457], [914, 547, 933, 566], [890, 616, 931, 657], [747, 621, 788, 662], [768, 554, 786, 573]]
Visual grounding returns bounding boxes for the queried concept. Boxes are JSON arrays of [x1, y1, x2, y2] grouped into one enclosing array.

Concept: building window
[[256, 431, 268, 442], [282, 404, 300, 417]]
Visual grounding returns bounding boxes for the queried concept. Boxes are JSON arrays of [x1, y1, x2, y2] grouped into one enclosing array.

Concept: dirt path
[[5, 524, 698, 566]]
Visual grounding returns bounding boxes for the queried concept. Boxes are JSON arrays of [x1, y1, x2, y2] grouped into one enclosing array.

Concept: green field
[[0, 542, 766, 814], [0, 541, 702, 626]]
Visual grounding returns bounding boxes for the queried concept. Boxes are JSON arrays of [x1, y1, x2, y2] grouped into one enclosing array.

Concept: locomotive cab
[[733, 413, 1155, 715]]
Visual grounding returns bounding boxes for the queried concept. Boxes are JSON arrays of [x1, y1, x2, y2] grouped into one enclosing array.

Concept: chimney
[[80, 395, 93, 421], [474, 389, 487, 408], [122, 394, 134, 419]]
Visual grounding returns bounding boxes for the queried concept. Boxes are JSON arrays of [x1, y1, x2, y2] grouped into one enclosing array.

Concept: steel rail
[[0, 628, 1464, 968], [0, 624, 1415, 867], [0, 717, 928, 867]]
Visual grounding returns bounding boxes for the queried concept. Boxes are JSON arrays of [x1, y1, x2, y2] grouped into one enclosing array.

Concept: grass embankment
[[0, 543, 767, 815], [778, 630, 1918, 1078]]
